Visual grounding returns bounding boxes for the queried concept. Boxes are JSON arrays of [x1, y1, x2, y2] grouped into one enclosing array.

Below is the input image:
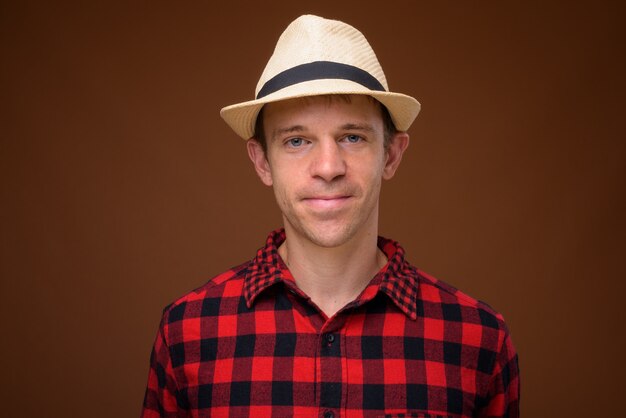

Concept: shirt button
[[325, 333, 335, 344], [323, 411, 334, 418]]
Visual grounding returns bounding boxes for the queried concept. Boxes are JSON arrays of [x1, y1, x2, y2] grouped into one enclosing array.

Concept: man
[[142, 15, 519, 418]]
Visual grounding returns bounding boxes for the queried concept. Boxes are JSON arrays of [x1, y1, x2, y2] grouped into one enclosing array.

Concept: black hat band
[[256, 61, 386, 99]]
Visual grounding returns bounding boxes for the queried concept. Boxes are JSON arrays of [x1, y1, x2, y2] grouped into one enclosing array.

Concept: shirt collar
[[243, 228, 418, 320]]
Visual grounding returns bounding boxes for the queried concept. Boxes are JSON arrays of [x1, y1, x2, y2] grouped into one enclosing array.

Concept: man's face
[[248, 95, 408, 249]]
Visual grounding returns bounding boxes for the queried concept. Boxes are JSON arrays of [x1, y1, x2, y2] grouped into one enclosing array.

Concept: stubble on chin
[[283, 203, 377, 249]]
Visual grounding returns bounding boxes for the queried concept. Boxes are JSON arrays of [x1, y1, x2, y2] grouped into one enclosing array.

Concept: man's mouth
[[302, 195, 352, 210]]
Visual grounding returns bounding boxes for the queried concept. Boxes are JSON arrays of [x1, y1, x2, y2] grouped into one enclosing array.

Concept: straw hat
[[220, 14, 421, 140]]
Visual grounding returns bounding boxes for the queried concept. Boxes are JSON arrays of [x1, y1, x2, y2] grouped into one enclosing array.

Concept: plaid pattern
[[142, 229, 519, 417]]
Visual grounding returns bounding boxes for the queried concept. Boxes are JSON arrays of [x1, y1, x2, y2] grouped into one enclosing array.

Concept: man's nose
[[309, 139, 347, 182]]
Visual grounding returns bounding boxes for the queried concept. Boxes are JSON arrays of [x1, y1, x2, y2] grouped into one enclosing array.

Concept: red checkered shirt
[[142, 229, 519, 418]]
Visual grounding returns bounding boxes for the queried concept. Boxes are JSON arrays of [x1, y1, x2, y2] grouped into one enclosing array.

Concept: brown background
[[1, 1, 624, 417]]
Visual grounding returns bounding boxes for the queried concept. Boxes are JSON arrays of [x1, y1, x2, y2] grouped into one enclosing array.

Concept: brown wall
[[1, 1, 624, 417]]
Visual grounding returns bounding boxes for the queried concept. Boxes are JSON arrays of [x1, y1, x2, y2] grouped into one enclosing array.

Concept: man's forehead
[[263, 94, 383, 122], [264, 95, 383, 136]]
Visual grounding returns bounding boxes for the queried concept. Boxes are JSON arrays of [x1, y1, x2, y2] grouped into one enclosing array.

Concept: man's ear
[[246, 139, 273, 186], [382, 132, 410, 180]]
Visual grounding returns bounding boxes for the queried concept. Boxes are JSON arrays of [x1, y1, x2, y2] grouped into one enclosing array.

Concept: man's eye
[[287, 137, 305, 147], [345, 135, 363, 143]]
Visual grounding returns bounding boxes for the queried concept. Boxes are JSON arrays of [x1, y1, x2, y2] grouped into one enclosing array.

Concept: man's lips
[[302, 195, 352, 210]]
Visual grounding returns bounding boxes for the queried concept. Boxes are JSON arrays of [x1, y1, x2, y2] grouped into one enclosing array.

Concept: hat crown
[[255, 15, 389, 97]]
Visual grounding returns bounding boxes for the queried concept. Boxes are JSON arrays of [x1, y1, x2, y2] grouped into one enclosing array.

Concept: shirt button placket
[[319, 331, 341, 415]]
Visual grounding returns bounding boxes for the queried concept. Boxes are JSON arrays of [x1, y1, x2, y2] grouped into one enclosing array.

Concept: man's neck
[[277, 226, 388, 319]]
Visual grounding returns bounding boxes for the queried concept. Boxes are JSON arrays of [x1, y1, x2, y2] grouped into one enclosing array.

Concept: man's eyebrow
[[340, 123, 375, 132], [272, 125, 306, 139], [271, 123, 375, 140]]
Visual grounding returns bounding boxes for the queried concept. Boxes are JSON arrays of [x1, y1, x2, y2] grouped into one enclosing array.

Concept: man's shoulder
[[413, 268, 509, 332], [160, 260, 252, 323]]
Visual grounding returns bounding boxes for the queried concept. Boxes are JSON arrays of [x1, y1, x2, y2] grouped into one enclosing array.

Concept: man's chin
[[290, 222, 358, 249]]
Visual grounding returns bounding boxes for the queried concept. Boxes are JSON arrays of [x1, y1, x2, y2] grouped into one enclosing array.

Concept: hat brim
[[220, 79, 421, 140]]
